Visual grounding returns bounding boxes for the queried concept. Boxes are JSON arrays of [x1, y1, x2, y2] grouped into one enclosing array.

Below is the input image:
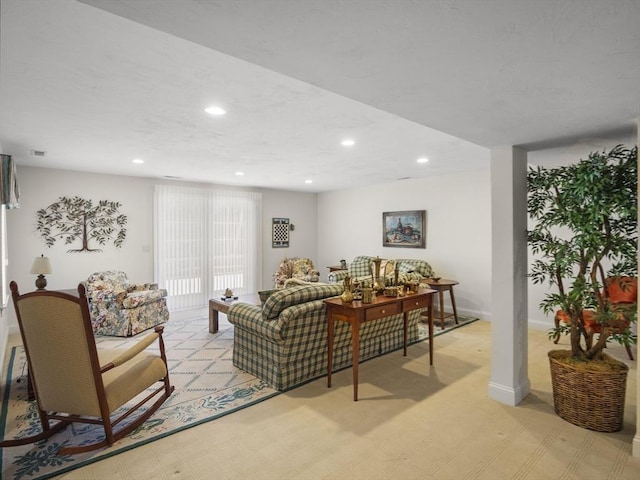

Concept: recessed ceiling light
[[305, 179, 313, 184], [341, 139, 355, 147], [132, 158, 144, 164], [235, 171, 244, 176], [205, 105, 226, 116], [417, 157, 429, 164]]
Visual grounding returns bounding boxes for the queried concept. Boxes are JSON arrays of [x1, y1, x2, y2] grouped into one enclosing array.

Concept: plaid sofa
[[227, 283, 425, 391], [82, 271, 169, 336], [327, 255, 435, 286]]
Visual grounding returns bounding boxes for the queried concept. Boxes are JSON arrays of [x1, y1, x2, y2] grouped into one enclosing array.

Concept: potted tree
[[527, 144, 638, 432]]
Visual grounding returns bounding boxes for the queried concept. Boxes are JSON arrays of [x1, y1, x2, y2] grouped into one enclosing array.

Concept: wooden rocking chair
[[0, 281, 174, 455]]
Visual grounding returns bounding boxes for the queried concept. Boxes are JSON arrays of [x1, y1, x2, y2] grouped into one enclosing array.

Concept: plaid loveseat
[[227, 283, 426, 391], [327, 255, 435, 287], [82, 271, 169, 336]]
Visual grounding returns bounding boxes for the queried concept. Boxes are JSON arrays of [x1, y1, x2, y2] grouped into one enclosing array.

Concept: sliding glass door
[[154, 185, 262, 311]]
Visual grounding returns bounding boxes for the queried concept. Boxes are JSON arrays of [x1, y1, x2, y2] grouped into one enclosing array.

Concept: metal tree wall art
[[36, 196, 128, 252]]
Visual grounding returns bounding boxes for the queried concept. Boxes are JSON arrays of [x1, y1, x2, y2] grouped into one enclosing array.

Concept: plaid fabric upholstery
[[328, 256, 435, 285], [262, 284, 343, 320], [327, 255, 375, 283], [228, 283, 425, 391], [396, 258, 435, 278]]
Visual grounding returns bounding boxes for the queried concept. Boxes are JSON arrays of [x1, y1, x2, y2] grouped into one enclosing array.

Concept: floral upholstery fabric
[[82, 271, 169, 337], [327, 255, 435, 287], [273, 257, 320, 289], [227, 283, 426, 391]]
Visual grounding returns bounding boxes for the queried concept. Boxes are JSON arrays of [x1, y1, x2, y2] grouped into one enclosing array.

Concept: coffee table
[[208, 293, 259, 333]]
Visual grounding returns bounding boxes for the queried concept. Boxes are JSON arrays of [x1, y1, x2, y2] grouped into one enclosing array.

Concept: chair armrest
[[128, 283, 159, 292], [100, 331, 160, 372], [121, 289, 167, 308], [327, 270, 348, 283], [227, 303, 283, 343]]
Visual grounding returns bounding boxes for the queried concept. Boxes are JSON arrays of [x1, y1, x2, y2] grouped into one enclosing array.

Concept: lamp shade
[[30, 255, 52, 275]]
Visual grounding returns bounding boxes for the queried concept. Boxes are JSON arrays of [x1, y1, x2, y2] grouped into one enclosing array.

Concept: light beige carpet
[[52, 319, 639, 480]]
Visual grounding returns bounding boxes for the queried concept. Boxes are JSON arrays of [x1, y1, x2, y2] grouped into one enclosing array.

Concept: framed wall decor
[[272, 217, 290, 248], [382, 210, 426, 248]]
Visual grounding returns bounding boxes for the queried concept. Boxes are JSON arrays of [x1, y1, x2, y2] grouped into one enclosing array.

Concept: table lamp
[[30, 254, 52, 290]]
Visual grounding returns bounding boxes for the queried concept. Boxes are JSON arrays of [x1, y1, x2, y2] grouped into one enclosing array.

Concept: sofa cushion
[[348, 255, 377, 278], [394, 259, 435, 278], [258, 289, 278, 305], [262, 284, 343, 320]]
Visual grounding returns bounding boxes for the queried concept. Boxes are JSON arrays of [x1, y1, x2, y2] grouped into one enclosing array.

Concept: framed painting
[[382, 210, 426, 248]]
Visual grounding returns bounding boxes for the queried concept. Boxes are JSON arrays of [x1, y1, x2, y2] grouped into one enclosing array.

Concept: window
[[154, 185, 262, 311], [0, 207, 8, 309]]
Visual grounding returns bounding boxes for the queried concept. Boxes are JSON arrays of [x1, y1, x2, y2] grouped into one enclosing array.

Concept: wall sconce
[[30, 254, 52, 290]]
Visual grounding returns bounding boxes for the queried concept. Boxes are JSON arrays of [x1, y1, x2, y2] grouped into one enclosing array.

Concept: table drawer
[[365, 303, 400, 321], [402, 295, 430, 312]]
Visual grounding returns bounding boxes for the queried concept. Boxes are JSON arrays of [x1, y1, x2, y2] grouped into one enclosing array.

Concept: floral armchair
[[273, 257, 320, 289], [82, 271, 169, 336]]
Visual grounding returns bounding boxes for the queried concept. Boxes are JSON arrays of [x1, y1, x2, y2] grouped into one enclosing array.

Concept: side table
[[209, 294, 259, 333], [422, 279, 459, 329], [327, 265, 348, 272]]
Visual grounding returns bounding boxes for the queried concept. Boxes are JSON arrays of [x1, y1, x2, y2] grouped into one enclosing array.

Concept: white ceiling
[[1, 0, 638, 193]]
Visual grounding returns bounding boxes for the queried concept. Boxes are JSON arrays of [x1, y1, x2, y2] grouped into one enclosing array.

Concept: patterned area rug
[[0, 313, 478, 480]]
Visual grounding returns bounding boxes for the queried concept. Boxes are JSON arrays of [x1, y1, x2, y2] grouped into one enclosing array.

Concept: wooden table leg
[[327, 314, 335, 388], [352, 320, 360, 401], [403, 312, 408, 356], [438, 289, 445, 329], [449, 286, 459, 325], [209, 304, 219, 334], [428, 296, 434, 365]]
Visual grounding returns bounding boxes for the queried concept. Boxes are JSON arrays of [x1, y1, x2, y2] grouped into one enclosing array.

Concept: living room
[[1, 0, 639, 476]]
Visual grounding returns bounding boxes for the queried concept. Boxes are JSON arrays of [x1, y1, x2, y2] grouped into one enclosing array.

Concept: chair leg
[[553, 313, 561, 344], [57, 383, 175, 456], [0, 419, 70, 448]]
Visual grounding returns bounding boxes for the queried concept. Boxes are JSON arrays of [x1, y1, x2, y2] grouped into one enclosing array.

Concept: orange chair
[[553, 277, 636, 360], [554, 309, 633, 359]]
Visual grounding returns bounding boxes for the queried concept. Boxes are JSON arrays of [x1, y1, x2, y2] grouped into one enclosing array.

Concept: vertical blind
[[154, 185, 262, 311], [0, 154, 18, 309]]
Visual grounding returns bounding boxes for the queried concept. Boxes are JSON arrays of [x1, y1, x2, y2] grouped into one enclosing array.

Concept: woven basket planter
[[548, 350, 628, 432]]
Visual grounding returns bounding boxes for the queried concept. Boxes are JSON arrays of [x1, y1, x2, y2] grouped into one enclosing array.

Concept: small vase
[[341, 276, 353, 303]]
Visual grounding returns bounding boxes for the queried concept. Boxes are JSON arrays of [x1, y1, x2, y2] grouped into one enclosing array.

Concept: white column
[[633, 118, 640, 458], [488, 146, 530, 405]]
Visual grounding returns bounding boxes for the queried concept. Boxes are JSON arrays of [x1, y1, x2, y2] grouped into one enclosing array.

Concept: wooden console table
[[325, 289, 435, 401]]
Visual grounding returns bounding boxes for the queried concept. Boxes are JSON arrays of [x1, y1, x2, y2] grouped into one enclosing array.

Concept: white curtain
[[154, 185, 262, 311]]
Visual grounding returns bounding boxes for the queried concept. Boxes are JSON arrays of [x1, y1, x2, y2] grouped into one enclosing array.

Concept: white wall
[[260, 189, 318, 288], [317, 169, 493, 319], [4, 166, 318, 330]]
